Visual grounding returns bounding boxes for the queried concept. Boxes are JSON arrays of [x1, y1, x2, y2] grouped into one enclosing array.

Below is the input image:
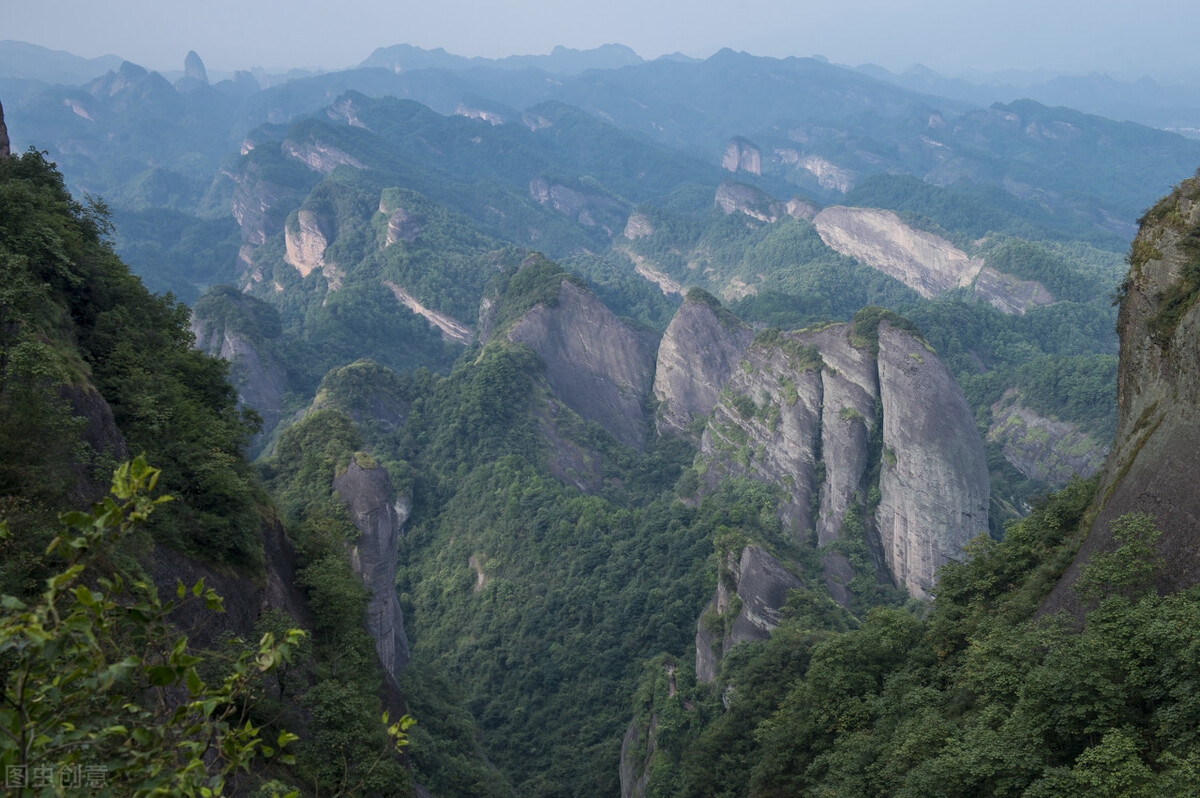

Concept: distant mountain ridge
[[361, 42, 644, 75]]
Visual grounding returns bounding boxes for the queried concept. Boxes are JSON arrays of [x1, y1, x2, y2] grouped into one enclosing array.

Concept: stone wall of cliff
[[332, 456, 411, 679], [1043, 170, 1200, 613], [658, 304, 989, 602], [695, 545, 804, 682], [508, 280, 656, 448]]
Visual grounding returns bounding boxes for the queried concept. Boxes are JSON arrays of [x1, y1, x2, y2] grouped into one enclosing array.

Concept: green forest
[[5, 40, 1200, 797]]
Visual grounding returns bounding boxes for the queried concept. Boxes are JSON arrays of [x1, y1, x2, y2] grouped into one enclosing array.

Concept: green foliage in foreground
[[0, 150, 264, 573], [635, 478, 1200, 796], [0, 458, 307, 797]]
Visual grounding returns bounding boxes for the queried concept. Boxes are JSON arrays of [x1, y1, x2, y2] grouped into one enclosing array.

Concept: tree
[[0, 457, 306, 797]]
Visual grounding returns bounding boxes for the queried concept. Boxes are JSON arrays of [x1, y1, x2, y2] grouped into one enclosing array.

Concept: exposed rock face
[[508, 280, 656, 448], [282, 139, 365, 173], [384, 207, 421, 245], [231, 161, 303, 275], [455, 104, 505, 125], [714, 180, 785, 222], [383, 281, 472, 345], [333, 456, 411, 679], [653, 295, 754, 435], [60, 386, 129, 504], [623, 212, 655, 239], [723, 138, 762, 175], [786, 196, 820, 221], [184, 50, 208, 83], [875, 324, 991, 597], [284, 209, 331, 278], [620, 717, 656, 798], [691, 316, 988, 601], [149, 517, 312, 653], [0, 99, 9, 158], [190, 318, 287, 444], [1043, 172, 1200, 613], [528, 177, 625, 233], [696, 546, 804, 682], [988, 393, 1107, 485], [973, 267, 1054, 315], [813, 206, 984, 298], [775, 150, 856, 193]]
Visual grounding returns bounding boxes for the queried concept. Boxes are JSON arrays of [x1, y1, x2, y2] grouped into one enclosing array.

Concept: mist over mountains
[[5, 33, 1200, 796]]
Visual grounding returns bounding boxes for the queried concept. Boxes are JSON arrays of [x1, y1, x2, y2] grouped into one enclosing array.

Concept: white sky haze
[[6, 0, 1200, 77]]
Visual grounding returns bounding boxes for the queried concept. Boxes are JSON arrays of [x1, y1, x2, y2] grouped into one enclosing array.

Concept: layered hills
[[6, 41, 1200, 796]]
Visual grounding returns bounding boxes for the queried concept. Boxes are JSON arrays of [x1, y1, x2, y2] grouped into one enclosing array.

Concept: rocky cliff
[[723, 138, 762, 175], [874, 324, 992, 598], [0, 99, 9, 158], [231, 159, 305, 278], [528, 176, 627, 234], [333, 455, 411, 679], [987, 392, 1107, 485], [676, 310, 988, 601], [695, 545, 804, 682], [508, 280, 656, 448], [813, 206, 982, 298], [284, 208, 332, 279], [812, 206, 1054, 314], [1043, 170, 1200, 611], [653, 292, 754, 436], [190, 314, 287, 445]]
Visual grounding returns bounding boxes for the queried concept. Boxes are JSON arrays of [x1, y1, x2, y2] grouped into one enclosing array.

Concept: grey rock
[[696, 546, 803, 682], [184, 50, 208, 84], [680, 308, 988, 602], [653, 296, 754, 436], [987, 393, 1107, 484], [333, 457, 410, 678], [973, 266, 1055, 315], [0, 99, 9, 158], [191, 319, 287, 444], [509, 280, 655, 448], [619, 717, 655, 798], [723, 138, 762, 175], [813, 206, 983, 298], [714, 180, 784, 222], [1043, 173, 1200, 614], [876, 323, 990, 597]]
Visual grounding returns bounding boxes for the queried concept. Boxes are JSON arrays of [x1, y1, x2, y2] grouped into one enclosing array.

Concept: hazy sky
[[7, 0, 1200, 77]]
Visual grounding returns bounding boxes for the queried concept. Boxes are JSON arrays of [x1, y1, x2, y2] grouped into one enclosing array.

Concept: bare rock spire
[[184, 51, 208, 84], [0, 99, 10, 158]]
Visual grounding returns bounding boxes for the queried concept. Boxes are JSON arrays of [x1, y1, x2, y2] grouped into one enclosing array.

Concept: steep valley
[[4, 45, 1200, 798]]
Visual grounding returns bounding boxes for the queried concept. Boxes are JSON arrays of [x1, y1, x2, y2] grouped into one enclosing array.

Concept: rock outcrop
[[384, 207, 421, 245], [231, 159, 304, 276], [813, 206, 984, 298], [653, 292, 754, 436], [184, 50, 208, 84], [383, 281, 473, 345], [987, 393, 1107, 485], [0, 99, 9, 158], [689, 314, 988, 601], [282, 139, 365, 174], [190, 300, 288, 445], [714, 181, 785, 222], [973, 267, 1055, 315], [1043, 171, 1200, 612], [284, 209, 332, 278], [875, 324, 991, 597], [696, 545, 804, 682], [508, 280, 656, 448], [775, 150, 856, 193], [723, 138, 762, 175], [528, 177, 626, 233], [333, 455, 411, 679]]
